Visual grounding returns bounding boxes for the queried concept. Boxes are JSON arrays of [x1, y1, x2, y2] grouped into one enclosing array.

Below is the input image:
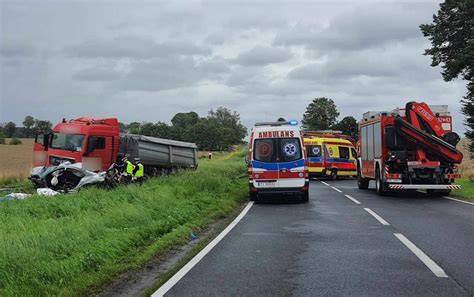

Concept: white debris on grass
[[37, 188, 60, 196]]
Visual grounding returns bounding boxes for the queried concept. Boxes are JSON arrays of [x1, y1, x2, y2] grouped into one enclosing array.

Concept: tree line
[[0, 116, 53, 139], [301, 97, 358, 138], [121, 107, 247, 151], [0, 107, 247, 151]]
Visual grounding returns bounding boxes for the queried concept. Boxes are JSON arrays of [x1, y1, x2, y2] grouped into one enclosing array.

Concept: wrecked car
[[30, 162, 112, 192]]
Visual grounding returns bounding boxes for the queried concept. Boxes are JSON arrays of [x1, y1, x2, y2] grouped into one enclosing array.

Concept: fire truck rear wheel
[[357, 165, 369, 190], [375, 167, 387, 196]]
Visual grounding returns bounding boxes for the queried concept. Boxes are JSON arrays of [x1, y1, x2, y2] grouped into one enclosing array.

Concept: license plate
[[257, 181, 276, 187]]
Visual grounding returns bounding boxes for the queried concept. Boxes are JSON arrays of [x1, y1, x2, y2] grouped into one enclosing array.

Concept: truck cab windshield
[[51, 133, 85, 152]]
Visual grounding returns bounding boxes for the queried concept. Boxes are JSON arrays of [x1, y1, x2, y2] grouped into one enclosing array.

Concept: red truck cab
[[33, 117, 120, 171]]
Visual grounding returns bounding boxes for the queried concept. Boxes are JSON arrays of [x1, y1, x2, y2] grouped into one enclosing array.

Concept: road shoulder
[[96, 202, 249, 297]]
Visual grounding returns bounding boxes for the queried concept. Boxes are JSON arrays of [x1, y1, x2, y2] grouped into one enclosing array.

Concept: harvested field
[[0, 138, 34, 179]]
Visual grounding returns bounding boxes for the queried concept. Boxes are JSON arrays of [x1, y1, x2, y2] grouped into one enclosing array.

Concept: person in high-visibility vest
[[133, 158, 145, 185], [124, 156, 135, 184]]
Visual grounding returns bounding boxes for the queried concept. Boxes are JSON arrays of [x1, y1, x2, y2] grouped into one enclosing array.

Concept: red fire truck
[[357, 102, 463, 196]]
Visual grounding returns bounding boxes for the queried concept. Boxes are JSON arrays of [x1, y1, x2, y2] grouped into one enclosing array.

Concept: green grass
[[452, 178, 474, 201], [0, 150, 248, 296], [0, 176, 34, 195]]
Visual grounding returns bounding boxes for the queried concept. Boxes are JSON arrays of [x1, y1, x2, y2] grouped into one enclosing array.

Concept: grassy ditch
[[0, 150, 248, 296], [452, 178, 474, 201]]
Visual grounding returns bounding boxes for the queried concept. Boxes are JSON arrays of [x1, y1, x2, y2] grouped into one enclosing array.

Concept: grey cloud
[[198, 58, 230, 73], [0, 42, 36, 57], [66, 36, 211, 59], [233, 46, 292, 66], [289, 44, 439, 82], [274, 3, 438, 52], [112, 56, 229, 92], [72, 66, 123, 81], [0, 1, 467, 134]]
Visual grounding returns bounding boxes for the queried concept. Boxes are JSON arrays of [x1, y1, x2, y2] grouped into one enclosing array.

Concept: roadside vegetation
[[452, 178, 474, 201], [0, 150, 248, 296]]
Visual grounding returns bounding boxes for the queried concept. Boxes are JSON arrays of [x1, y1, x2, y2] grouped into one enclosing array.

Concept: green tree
[[34, 120, 53, 132], [302, 97, 340, 130], [23, 116, 35, 129], [140, 122, 156, 136], [170, 112, 199, 141], [188, 118, 225, 150], [420, 0, 474, 152], [0, 130, 5, 144], [118, 122, 127, 133], [4, 122, 16, 138], [208, 107, 247, 145], [332, 116, 358, 136], [127, 122, 141, 134], [154, 122, 172, 139]]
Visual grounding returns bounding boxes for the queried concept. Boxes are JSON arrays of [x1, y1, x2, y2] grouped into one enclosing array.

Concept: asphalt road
[[164, 180, 474, 297]]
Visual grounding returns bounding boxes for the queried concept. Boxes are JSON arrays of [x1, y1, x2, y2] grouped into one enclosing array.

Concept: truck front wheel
[[357, 165, 369, 190]]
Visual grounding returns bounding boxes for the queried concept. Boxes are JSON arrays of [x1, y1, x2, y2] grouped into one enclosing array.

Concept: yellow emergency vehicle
[[303, 131, 357, 180]]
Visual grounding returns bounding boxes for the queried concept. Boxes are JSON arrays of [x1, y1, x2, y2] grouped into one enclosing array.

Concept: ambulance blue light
[[288, 120, 298, 126]]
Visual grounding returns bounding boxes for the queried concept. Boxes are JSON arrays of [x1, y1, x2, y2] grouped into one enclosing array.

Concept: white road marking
[[419, 190, 473, 205], [364, 208, 390, 225], [331, 186, 342, 193], [443, 196, 474, 206], [394, 233, 448, 278], [152, 202, 254, 297], [321, 181, 330, 186], [344, 194, 361, 205]]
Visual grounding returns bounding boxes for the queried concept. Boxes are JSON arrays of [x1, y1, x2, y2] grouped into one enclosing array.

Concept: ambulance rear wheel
[[250, 192, 258, 202], [301, 192, 309, 203], [330, 169, 337, 181]]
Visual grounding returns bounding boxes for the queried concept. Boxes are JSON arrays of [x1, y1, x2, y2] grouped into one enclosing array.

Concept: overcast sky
[[0, 0, 468, 133]]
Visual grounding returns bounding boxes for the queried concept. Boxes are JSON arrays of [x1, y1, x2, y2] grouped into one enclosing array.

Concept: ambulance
[[247, 120, 309, 202], [304, 131, 357, 180]]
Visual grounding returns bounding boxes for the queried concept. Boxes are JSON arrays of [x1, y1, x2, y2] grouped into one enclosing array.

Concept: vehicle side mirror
[[245, 155, 250, 165], [87, 137, 97, 153], [43, 134, 50, 151]]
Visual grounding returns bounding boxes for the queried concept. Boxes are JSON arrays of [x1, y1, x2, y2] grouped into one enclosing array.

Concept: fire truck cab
[[247, 120, 309, 202]]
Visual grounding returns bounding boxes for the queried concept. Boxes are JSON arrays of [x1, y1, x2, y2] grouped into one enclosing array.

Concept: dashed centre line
[[331, 186, 342, 193], [364, 208, 390, 225], [344, 194, 361, 205], [394, 233, 449, 278], [321, 181, 330, 186]]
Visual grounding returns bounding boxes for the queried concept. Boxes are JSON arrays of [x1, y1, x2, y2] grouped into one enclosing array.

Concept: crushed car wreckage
[[29, 162, 118, 192]]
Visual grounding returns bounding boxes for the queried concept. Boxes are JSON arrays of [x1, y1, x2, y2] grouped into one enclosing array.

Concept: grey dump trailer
[[119, 134, 198, 175]]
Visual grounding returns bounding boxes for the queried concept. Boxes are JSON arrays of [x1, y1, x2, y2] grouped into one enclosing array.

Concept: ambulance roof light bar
[[303, 130, 343, 135], [255, 120, 298, 127]]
